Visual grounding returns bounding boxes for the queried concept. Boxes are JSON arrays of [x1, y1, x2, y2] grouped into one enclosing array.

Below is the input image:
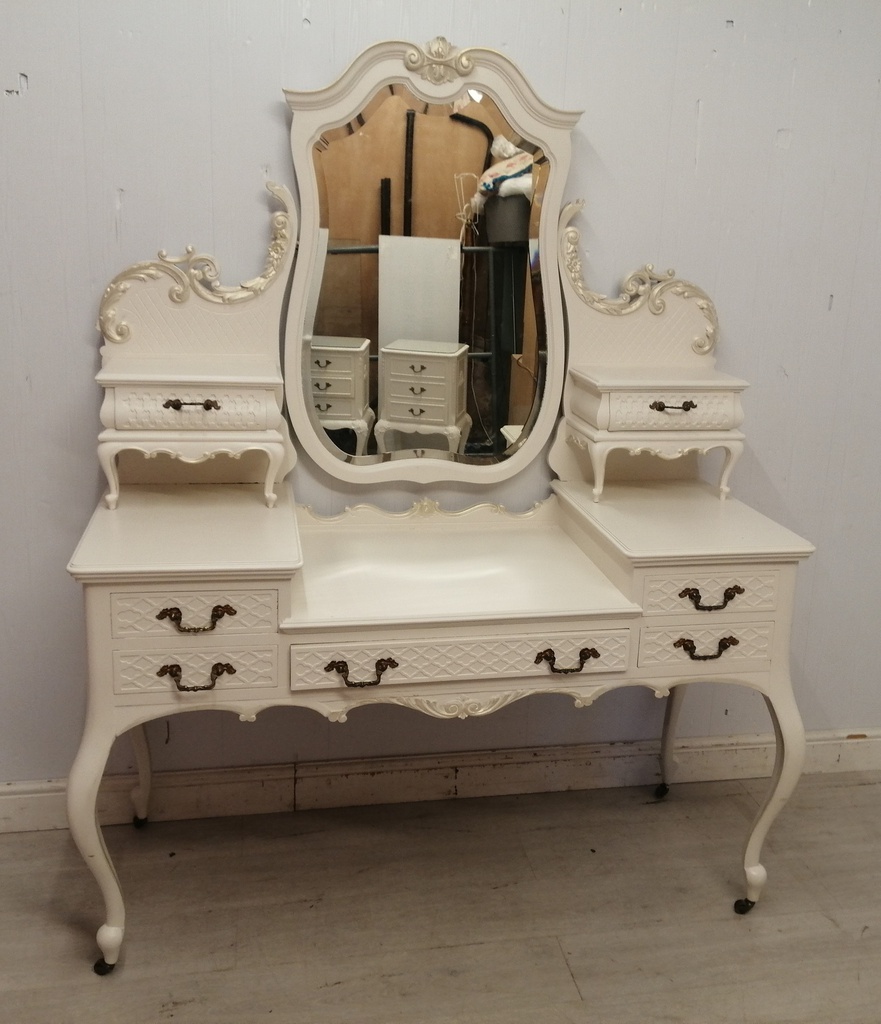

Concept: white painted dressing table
[[67, 38, 813, 975]]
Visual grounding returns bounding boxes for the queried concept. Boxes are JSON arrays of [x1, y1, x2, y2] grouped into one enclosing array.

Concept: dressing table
[[67, 37, 813, 975]]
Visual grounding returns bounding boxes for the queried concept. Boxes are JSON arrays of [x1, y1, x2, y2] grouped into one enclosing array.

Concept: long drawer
[[291, 629, 632, 690], [108, 386, 280, 430]]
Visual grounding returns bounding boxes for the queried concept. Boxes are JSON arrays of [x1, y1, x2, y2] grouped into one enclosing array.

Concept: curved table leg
[[656, 684, 687, 798], [66, 719, 125, 974], [97, 443, 121, 510], [734, 682, 806, 913], [128, 724, 152, 827], [718, 441, 744, 500], [587, 442, 612, 502]]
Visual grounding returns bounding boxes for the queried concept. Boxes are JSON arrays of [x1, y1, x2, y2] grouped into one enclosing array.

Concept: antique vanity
[[66, 38, 813, 975]]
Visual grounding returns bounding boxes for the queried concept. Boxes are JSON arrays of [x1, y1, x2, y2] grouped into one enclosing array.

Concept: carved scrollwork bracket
[[97, 181, 295, 343], [558, 202, 719, 354], [404, 37, 476, 85]]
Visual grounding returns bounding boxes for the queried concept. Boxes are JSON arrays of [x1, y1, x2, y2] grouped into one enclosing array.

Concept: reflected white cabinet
[[309, 336, 374, 456], [375, 339, 472, 454]]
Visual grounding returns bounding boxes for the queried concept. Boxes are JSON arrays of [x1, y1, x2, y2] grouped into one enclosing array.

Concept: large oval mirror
[[284, 39, 579, 486]]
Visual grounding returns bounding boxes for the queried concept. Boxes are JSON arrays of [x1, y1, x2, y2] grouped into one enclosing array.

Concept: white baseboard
[[3, 729, 880, 834]]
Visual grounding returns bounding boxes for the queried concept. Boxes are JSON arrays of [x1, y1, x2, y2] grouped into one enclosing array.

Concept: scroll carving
[[98, 182, 295, 343], [404, 37, 476, 84], [559, 202, 719, 355]]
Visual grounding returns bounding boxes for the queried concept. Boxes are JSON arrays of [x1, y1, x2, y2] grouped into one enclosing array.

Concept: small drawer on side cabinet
[[638, 623, 774, 670], [291, 630, 631, 690], [111, 591, 277, 639], [111, 386, 279, 430], [642, 572, 778, 616], [609, 391, 737, 431], [113, 647, 277, 696], [313, 396, 359, 419], [311, 376, 355, 400]]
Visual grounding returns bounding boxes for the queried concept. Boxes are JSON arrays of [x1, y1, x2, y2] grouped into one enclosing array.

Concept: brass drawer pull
[[161, 398, 221, 411], [156, 604, 237, 633], [534, 647, 600, 674], [324, 657, 399, 688], [314, 381, 331, 391], [409, 363, 427, 373], [408, 407, 426, 417], [315, 402, 332, 413], [314, 358, 331, 368], [674, 636, 739, 661], [157, 661, 236, 692], [409, 385, 427, 395], [679, 585, 744, 611], [649, 400, 697, 412]]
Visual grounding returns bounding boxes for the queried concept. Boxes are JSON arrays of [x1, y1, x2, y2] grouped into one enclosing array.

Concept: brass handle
[[156, 604, 237, 633], [649, 400, 697, 412], [408, 407, 426, 417], [315, 402, 332, 413], [314, 358, 331, 368], [314, 381, 331, 392], [409, 364, 426, 373], [161, 398, 221, 411], [534, 647, 600, 674], [409, 386, 427, 395], [324, 657, 399, 688], [673, 636, 739, 661], [679, 585, 744, 611], [157, 661, 236, 692]]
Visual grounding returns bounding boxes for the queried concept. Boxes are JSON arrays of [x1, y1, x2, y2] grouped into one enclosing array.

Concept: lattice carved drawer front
[[609, 392, 736, 431], [291, 630, 632, 690], [111, 386, 280, 430], [638, 623, 774, 669], [113, 647, 277, 695], [643, 572, 778, 617], [111, 591, 277, 639]]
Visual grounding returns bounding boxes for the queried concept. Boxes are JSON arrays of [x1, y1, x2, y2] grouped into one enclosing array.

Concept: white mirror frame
[[283, 37, 581, 486]]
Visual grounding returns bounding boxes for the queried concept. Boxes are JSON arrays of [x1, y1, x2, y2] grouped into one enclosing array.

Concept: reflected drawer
[[642, 572, 778, 616], [291, 630, 631, 689], [637, 623, 773, 669], [311, 376, 355, 399], [385, 398, 449, 426], [113, 646, 277, 695], [111, 591, 277, 639], [314, 396, 361, 419]]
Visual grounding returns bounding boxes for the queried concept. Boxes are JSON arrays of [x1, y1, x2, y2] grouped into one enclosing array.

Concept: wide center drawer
[[291, 629, 632, 690], [111, 590, 278, 638]]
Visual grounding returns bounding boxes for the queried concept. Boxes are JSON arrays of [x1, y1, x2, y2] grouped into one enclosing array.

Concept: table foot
[[132, 815, 148, 829], [94, 958, 116, 976], [93, 923, 124, 975], [654, 782, 670, 799], [733, 897, 756, 915]]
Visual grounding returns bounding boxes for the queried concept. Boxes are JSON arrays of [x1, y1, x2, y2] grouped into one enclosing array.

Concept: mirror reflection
[[303, 83, 548, 463]]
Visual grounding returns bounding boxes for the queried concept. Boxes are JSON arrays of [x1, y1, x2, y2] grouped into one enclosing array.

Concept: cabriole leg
[[734, 683, 805, 914], [67, 720, 125, 974], [656, 684, 687, 798], [128, 723, 152, 827]]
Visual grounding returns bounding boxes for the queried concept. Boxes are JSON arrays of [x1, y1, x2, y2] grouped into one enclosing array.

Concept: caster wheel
[[733, 898, 756, 915], [654, 783, 669, 799], [132, 815, 148, 829], [93, 958, 116, 975]]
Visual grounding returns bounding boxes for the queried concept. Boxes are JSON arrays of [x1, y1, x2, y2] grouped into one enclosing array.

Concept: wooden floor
[[2, 770, 880, 1023]]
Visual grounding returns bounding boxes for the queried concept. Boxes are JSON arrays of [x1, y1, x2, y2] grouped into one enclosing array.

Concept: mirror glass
[[303, 82, 549, 464]]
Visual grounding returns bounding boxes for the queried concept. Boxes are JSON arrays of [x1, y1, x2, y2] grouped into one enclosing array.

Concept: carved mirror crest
[[283, 38, 580, 485]]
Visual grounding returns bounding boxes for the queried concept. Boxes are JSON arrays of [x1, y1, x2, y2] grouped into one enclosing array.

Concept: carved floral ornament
[[559, 202, 719, 355], [97, 183, 295, 343], [404, 36, 476, 84]]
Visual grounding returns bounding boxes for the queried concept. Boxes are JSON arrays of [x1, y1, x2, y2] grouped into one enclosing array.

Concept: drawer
[[311, 375, 355, 399], [609, 391, 737, 431], [385, 397, 450, 426], [642, 572, 778, 616], [638, 623, 774, 669], [111, 590, 277, 639], [310, 350, 360, 376], [291, 630, 631, 689], [110, 386, 279, 430], [314, 396, 361, 419], [388, 378, 448, 403], [113, 646, 277, 696], [385, 355, 452, 384]]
